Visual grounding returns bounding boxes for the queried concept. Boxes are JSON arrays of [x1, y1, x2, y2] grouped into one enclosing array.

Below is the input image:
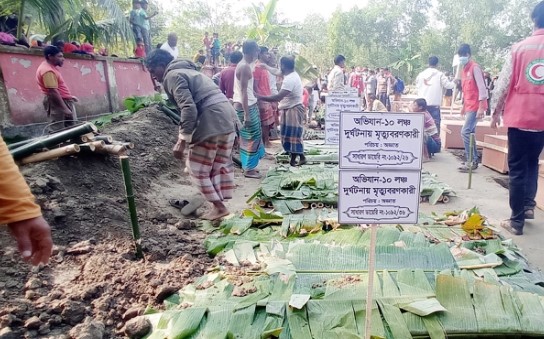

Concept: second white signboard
[[338, 170, 421, 224]]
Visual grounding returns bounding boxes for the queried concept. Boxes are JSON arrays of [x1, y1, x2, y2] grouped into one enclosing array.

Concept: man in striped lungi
[[146, 49, 237, 220]]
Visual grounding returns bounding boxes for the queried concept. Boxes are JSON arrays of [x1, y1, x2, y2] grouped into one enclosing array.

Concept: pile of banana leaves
[[302, 129, 325, 140], [141, 209, 544, 339], [275, 144, 338, 165], [247, 165, 338, 214], [420, 171, 456, 204]]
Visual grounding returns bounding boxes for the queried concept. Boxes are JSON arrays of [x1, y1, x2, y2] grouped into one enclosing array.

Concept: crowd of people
[[4, 1, 544, 269], [145, 39, 307, 220]]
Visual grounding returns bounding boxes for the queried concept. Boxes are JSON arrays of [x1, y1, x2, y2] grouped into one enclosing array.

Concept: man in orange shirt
[[36, 46, 77, 133], [254, 47, 275, 148], [0, 135, 53, 265]]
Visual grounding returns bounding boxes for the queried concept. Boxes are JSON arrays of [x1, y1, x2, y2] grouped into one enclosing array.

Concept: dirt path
[[0, 107, 277, 338]]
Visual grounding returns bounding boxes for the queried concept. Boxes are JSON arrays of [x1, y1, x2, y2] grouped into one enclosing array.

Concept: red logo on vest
[[526, 59, 544, 85]]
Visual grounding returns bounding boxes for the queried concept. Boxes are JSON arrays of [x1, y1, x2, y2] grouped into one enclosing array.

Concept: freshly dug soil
[[0, 107, 225, 338]]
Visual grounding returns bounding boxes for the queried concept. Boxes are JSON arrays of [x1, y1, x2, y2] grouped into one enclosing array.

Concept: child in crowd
[[134, 38, 146, 58]]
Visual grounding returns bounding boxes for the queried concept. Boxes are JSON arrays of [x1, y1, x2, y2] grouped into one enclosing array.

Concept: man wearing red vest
[[491, 1, 544, 235], [457, 44, 488, 172]]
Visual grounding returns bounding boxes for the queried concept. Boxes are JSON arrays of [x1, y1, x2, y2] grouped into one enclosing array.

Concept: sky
[[156, 0, 369, 23], [275, 0, 369, 22]]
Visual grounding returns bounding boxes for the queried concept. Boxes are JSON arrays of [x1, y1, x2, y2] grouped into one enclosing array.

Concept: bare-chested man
[[232, 40, 264, 179]]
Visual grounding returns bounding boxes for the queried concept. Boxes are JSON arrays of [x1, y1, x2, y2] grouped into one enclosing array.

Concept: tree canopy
[[1, 0, 538, 81]]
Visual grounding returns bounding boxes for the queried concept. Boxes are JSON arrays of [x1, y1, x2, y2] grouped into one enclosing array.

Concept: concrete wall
[[0, 46, 155, 131]]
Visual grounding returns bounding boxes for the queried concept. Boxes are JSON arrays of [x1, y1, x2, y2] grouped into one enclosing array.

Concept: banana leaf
[[378, 301, 413, 339], [472, 281, 521, 334], [435, 274, 478, 334], [226, 305, 257, 338], [168, 307, 207, 339], [306, 300, 360, 339]]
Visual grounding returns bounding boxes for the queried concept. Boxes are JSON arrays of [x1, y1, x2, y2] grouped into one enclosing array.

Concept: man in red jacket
[[491, 1, 544, 235], [457, 43, 488, 172]]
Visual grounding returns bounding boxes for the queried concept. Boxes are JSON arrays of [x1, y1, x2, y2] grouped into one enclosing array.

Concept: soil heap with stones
[[0, 107, 213, 338]]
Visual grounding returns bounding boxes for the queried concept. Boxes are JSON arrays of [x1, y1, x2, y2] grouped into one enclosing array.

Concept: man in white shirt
[[327, 55, 346, 91], [257, 56, 306, 166], [416, 56, 455, 132], [160, 33, 179, 59]]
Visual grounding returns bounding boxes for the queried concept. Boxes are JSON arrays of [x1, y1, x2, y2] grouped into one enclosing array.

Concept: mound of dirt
[[0, 107, 218, 338]]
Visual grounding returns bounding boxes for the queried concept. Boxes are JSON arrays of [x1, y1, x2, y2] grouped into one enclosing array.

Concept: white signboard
[[339, 112, 425, 170], [338, 170, 421, 224], [338, 111, 424, 225], [325, 89, 360, 145]]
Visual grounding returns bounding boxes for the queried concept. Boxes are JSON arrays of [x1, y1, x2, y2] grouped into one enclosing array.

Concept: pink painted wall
[[0, 47, 155, 126], [114, 60, 155, 107]]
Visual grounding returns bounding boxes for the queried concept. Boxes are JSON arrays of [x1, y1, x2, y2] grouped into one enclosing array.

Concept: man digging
[[146, 49, 237, 221]]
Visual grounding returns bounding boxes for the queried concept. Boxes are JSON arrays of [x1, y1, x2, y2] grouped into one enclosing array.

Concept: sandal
[[169, 199, 189, 210], [244, 171, 262, 179], [180, 196, 206, 216]]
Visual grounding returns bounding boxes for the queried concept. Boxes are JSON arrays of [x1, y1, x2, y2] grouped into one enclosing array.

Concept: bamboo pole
[[112, 141, 135, 149], [10, 123, 97, 159], [18, 144, 80, 165], [450, 63, 462, 117], [77, 133, 95, 143], [119, 156, 143, 259], [158, 103, 181, 123], [459, 263, 501, 270], [94, 144, 127, 156], [364, 224, 378, 339], [94, 135, 114, 144], [468, 133, 475, 189], [78, 143, 96, 152], [79, 141, 106, 152], [7, 138, 34, 150]]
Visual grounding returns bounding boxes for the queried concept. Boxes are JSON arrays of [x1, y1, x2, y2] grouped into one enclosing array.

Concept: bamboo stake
[[468, 133, 475, 189], [19, 144, 80, 165], [94, 135, 114, 144], [364, 224, 378, 339], [119, 156, 143, 259]]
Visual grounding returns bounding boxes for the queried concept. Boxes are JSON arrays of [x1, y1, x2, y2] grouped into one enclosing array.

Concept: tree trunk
[[16, 0, 25, 40]]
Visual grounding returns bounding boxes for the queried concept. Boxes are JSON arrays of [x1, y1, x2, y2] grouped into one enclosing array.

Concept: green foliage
[[123, 93, 164, 113], [1, 0, 133, 46]]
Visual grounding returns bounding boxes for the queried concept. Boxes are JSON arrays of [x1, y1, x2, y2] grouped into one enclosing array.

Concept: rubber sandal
[[244, 171, 262, 179], [169, 199, 189, 210], [180, 196, 206, 216]]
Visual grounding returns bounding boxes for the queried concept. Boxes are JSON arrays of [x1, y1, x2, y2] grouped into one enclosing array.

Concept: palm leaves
[[389, 43, 421, 80], [0, 0, 132, 46], [247, 0, 282, 44], [246, 0, 318, 83]]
